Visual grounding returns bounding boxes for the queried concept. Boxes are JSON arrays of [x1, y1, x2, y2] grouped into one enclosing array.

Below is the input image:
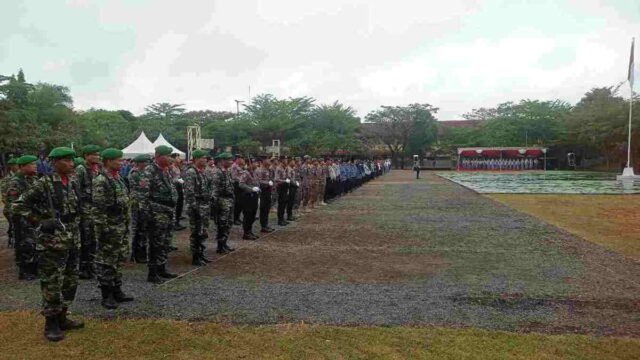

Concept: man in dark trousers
[[254, 158, 275, 233]]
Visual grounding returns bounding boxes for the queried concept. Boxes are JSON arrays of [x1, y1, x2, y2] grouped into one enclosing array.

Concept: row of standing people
[[0, 145, 390, 342], [460, 157, 540, 170]]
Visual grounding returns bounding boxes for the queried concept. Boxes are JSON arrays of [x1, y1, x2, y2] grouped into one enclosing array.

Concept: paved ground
[[1, 170, 639, 336]]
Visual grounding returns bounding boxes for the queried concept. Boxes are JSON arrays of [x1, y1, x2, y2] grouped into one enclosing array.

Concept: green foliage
[[77, 109, 138, 149]]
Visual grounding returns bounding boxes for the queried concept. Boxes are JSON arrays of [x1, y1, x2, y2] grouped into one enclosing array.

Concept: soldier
[[205, 157, 220, 225], [2, 157, 18, 248], [76, 144, 101, 280], [254, 158, 275, 233], [307, 160, 319, 210], [13, 147, 84, 342], [212, 153, 236, 254], [184, 150, 212, 266], [230, 155, 245, 225], [141, 145, 179, 284], [317, 160, 328, 206], [92, 148, 133, 309], [286, 159, 300, 222], [127, 154, 151, 263], [3, 155, 39, 280], [300, 155, 311, 213], [170, 154, 186, 231], [237, 158, 261, 240]]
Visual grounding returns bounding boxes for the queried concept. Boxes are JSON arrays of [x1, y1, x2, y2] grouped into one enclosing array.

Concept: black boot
[[261, 227, 275, 233], [113, 285, 134, 302], [278, 220, 289, 226], [287, 216, 298, 221], [147, 267, 164, 284], [174, 223, 186, 231], [25, 263, 37, 281], [223, 237, 235, 252], [200, 252, 212, 263], [58, 309, 84, 330], [100, 286, 118, 309], [79, 266, 94, 280], [44, 316, 65, 342], [242, 233, 257, 240], [18, 264, 27, 280], [192, 253, 206, 266], [157, 264, 178, 279]]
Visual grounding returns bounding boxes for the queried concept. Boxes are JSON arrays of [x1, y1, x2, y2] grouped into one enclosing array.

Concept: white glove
[[296, 181, 300, 187], [252, 186, 260, 193], [177, 179, 184, 184], [268, 181, 273, 186], [285, 178, 291, 184]]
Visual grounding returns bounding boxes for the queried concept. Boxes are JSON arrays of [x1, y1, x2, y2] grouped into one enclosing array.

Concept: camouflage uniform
[[273, 165, 289, 223], [127, 167, 148, 262], [3, 173, 37, 277], [317, 164, 328, 204], [92, 169, 130, 289], [75, 163, 99, 277], [12, 174, 81, 317], [140, 163, 177, 271], [285, 165, 299, 220], [230, 163, 243, 224], [184, 165, 211, 259], [212, 168, 235, 252], [300, 162, 310, 207], [238, 167, 260, 236], [205, 166, 220, 224], [254, 166, 273, 230], [1, 172, 16, 248]]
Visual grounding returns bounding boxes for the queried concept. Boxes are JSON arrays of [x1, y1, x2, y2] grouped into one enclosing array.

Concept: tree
[[77, 109, 137, 149], [364, 103, 439, 168]]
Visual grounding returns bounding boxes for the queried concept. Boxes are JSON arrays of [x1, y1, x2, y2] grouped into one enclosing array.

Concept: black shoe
[[233, 220, 242, 226], [147, 269, 164, 284], [133, 255, 148, 264], [100, 286, 118, 310], [250, 232, 260, 239], [180, 216, 187, 220], [44, 316, 65, 342], [242, 234, 257, 240], [168, 245, 178, 252], [192, 255, 206, 266], [174, 223, 186, 231], [58, 310, 84, 330], [223, 244, 235, 252], [200, 253, 213, 263], [261, 227, 275, 233], [157, 265, 178, 279], [216, 248, 229, 254], [278, 220, 289, 226], [287, 216, 298, 221], [113, 285, 134, 302]]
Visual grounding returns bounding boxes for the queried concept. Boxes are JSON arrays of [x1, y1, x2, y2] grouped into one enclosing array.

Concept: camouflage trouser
[[308, 181, 319, 207], [95, 220, 129, 287], [131, 207, 148, 259], [12, 216, 37, 268], [79, 212, 97, 272], [4, 210, 13, 248], [188, 202, 210, 256], [37, 247, 79, 316], [147, 207, 174, 268], [213, 197, 234, 247]]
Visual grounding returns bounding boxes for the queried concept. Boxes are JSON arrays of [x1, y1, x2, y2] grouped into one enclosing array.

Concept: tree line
[[1, 69, 638, 169]]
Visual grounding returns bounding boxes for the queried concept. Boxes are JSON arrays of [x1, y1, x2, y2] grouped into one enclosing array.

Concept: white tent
[[153, 133, 185, 158], [122, 131, 155, 158]]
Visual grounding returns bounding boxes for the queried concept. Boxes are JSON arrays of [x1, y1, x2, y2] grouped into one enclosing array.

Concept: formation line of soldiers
[[0, 145, 391, 342]]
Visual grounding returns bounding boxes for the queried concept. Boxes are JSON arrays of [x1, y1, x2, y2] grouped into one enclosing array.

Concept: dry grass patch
[[490, 194, 640, 259], [1, 310, 639, 360]]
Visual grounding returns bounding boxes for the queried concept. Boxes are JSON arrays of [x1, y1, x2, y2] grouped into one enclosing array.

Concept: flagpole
[[619, 37, 638, 179], [627, 81, 633, 169]]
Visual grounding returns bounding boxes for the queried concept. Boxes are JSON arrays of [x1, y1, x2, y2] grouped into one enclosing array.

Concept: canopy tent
[[121, 131, 155, 158], [457, 147, 547, 158], [152, 133, 185, 158]]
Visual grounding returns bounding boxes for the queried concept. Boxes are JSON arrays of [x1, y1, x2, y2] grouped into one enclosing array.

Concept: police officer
[[238, 158, 261, 240], [254, 158, 275, 233], [92, 148, 133, 309], [141, 145, 179, 284], [230, 155, 245, 225], [3, 155, 39, 280], [13, 147, 84, 342]]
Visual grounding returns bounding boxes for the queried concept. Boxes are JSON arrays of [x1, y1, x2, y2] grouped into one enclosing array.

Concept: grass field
[[1, 170, 639, 358]]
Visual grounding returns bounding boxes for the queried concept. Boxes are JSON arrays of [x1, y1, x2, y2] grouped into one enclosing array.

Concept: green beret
[[73, 157, 85, 167], [7, 157, 17, 165], [133, 154, 151, 163], [216, 152, 233, 160], [16, 155, 38, 165], [49, 147, 76, 159], [101, 148, 124, 160], [82, 145, 101, 155], [192, 150, 208, 159], [155, 145, 173, 155]]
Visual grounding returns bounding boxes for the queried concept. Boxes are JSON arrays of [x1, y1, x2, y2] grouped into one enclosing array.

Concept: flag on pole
[[629, 38, 635, 88]]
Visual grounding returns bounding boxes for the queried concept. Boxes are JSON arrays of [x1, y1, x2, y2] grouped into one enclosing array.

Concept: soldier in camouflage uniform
[[273, 159, 290, 226], [212, 153, 236, 254], [184, 150, 212, 266], [75, 145, 101, 279], [127, 154, 151, 263], [92, 149, 134, 309], [3, 155, 39, 280], [317, 160, 328, 206], [1, 157, 18, 248], [141, 145, 179, 284], [230, 155, 245, 225], [205, 157, 220, 225], [286, 159, 300, 221], [238, 158, 261, 240], [13, 147, 84, 342]]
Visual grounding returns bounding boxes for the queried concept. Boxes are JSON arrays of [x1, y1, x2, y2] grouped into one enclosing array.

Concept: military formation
[[1, 145, 391, 342]]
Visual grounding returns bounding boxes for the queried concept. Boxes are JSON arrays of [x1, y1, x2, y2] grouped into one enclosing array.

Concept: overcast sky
[[2, 0, 639, 120]]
